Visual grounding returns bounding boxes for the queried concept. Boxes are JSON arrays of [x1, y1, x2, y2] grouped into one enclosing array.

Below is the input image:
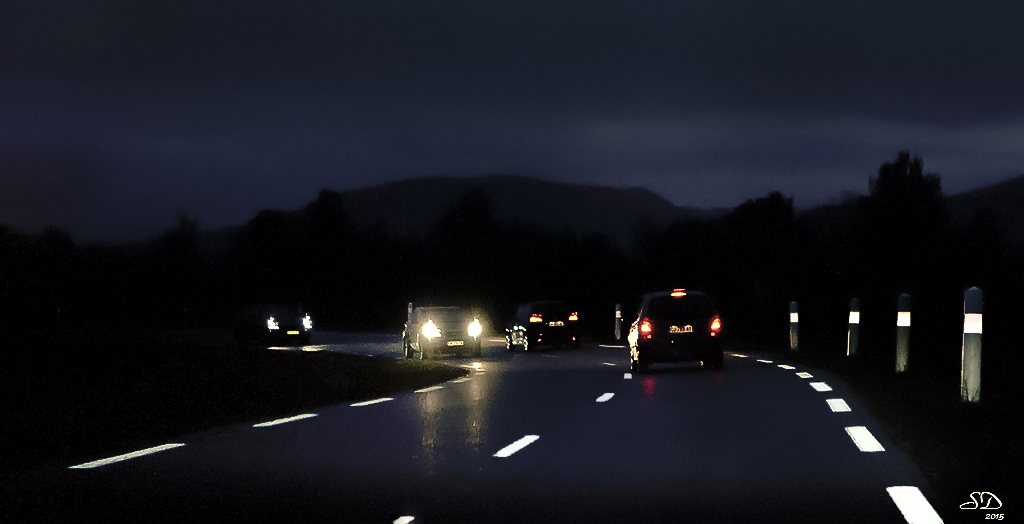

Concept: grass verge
[[740, 342, 1021, 522], [1, 334, 467, 476]]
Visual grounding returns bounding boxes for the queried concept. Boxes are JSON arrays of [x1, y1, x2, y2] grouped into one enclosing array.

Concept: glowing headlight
[[468, 318, 482, 338], [302, 314, 313, 330], [422, 319, 441, 339], [267, 317, 280, 330]]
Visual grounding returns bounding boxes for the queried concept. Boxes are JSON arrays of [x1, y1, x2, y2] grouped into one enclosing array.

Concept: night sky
[[2, 0, 1023, 242]]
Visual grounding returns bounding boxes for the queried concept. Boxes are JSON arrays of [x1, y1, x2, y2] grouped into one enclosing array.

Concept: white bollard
[[614, 303, 622, 341], [961, 287, 983, 402], [789, 301, 799, 351], [895, 293, 911, 373], [847, 298, 860, 357]]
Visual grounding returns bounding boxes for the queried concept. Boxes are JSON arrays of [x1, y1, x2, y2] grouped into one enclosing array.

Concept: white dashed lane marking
[[845, 426, 885, 452], [596, 393, 615, 403], [69, 444, 186, 469], [351, 398, 393, 407], [886, 486, 944, 524], [253, 414, 318, 427], [624, 373, 633, 379], [757, 359, 773, 363], [493, 435, 540, 458], [827, 399, 851, 412], [810, 382, 832, 391], [778, 364, 796, 370], [796, 372, 813, 378]]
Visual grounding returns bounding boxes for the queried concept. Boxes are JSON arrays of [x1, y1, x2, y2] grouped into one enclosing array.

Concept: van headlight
[[422, 319, 441, 339], [468, 318, 482, 338]]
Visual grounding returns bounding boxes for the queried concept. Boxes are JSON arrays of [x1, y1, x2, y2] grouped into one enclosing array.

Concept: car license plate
[[447, 340, 464, 346], [548, 321, 564, 327], [669, 325, 693, 334], [287, 330, 300, 335]]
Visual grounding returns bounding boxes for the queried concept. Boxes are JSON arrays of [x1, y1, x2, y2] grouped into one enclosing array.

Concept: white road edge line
[[886, 486, 943, 524], [351, 398, 393, 407], [415, 386, 444, 393], [796, 372, 813, 378], [450, 377, 473, 383], [69, 443, 186, 469], [493, 435, 540, 458], [602, 362, 617, 366], [394, 517, 416, 524], [596, 393, 615, 403], [730, 353, 748, 358], [624, 373, 633, 379], [253, 413, 319, 427], [541, 355, 560, 358], [810, 382, 832, 391], [826, 398, 851, 412], [845, 426, 885, 452], [598, 344, 623, 348]]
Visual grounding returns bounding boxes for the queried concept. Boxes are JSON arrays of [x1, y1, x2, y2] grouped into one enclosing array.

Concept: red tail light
[[710, 316, 722, 336], [568, 312, 578, 321], [639, 318, 653, 339], [529, 314, 543, 323]]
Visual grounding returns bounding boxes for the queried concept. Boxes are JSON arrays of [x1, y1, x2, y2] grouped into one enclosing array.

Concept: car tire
[[705, 350, 725, 370], [636, 351, 650, 373]]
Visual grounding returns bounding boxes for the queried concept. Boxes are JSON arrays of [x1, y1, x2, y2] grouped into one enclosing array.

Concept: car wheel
[[706, 350, 725, 370], [636, 351, 650, 373]]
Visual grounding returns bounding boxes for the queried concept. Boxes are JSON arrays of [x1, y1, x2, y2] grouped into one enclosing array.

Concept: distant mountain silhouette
[[337, 174, 727, 246], [947, 174, 1024, 247]]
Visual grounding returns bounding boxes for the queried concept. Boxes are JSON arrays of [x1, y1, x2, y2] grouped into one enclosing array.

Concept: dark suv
[[233, 304, 313, 348], [627, 289, 723, 372], [506, 300, 580, 351]]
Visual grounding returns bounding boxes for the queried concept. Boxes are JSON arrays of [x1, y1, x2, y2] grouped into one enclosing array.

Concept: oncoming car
[[506, 300, 580, 351], [403, 306, 483, 358], [627, 289, 723, 372], [233, 304, 314, 348]]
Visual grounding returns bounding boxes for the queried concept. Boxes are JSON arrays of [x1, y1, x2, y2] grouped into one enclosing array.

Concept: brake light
[[671, 289, 686, 297], [568, 312, 578, 321], [710, 316, 722, 336], [639, 318, 653, 339], [529, 314, 543, 323]]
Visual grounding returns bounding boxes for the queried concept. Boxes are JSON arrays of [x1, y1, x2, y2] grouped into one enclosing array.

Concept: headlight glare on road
[[302, 314, 313, 330], [468, 318, 482, 338], [267, 316, 280, 330], [422, 319, 441, 339]]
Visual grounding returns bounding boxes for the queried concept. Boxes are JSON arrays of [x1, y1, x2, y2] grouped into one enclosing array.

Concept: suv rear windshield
[[532, 302, 569, 316], [647, 295, 713, 319]]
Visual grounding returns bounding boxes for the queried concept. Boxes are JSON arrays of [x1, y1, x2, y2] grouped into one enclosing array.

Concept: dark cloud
[[1, 0, 1022, 240]]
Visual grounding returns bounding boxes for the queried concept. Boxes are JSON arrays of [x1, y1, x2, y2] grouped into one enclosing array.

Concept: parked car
[[233, 304, 313, 348], [505, 300, 580, 351], [403, 306, 483, 358], [627, 289, 723, 372]]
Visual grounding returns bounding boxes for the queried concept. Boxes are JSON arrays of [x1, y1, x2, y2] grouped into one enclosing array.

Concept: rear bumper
[[635, 338, 722, 362], [524, 325, 578, 346]]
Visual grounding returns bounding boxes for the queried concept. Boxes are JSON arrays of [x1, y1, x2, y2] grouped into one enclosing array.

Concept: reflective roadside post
[[961, 287, 983, 402], [789, 301, 799, 351], [847, 298, 860, 357], [614, 303, 622, 341], [407, 302, 413, 323], [895, 293, 911, 373]]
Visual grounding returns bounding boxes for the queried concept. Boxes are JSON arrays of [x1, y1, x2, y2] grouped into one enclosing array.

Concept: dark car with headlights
[[403, 306, 483, 358], [627, 289, 723, 372], [233, 304, 313, 348], [505, 300, 580, 351]]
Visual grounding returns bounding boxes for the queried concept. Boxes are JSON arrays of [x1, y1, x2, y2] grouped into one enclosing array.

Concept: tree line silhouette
[[2, 151, 1021, 388]]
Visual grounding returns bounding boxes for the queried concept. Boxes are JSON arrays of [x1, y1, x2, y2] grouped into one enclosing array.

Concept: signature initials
[[960, 492, 1002, 510]]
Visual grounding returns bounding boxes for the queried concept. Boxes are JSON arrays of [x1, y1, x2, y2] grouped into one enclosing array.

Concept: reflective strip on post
[[789, 301, 799, 351], [614, 303, 622, 341], [961, 287, 983, 402], [847, 298, 860, 357], [895, 293, 911, 373]]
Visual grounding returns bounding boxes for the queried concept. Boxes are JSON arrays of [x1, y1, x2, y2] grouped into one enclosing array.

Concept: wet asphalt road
[[6, 338, 943, 523]]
